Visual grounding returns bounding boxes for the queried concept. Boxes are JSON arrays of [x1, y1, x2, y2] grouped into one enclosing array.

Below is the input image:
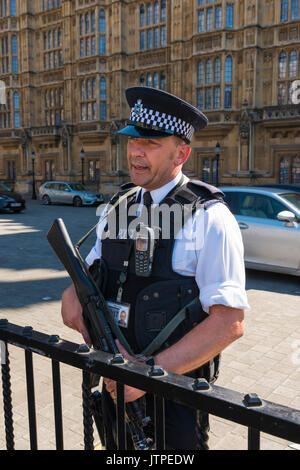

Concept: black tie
[[143, 191, 152, 227]]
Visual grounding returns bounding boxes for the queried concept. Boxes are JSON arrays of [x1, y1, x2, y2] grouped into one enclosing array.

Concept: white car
[[221, 186, 300, 276]]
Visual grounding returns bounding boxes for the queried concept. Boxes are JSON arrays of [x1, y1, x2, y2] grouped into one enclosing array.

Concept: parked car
[[0, 182, 26, 213], [251, 184, 300, 193], [221, 186, 300, 276], [39, 181, 104, 207]]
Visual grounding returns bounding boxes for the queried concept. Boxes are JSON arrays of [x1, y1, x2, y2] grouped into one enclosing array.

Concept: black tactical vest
[[98, 178, 224, 379]]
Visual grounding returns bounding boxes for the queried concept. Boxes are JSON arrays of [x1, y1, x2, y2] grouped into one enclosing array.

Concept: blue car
[[39, 181, 104, 207]]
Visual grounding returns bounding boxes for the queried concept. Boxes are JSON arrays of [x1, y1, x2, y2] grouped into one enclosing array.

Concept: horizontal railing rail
[[1, 320, 299, 451]]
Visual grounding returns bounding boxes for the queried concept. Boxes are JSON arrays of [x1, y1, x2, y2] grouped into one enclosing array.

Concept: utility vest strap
[[141, 296, 199, 356]]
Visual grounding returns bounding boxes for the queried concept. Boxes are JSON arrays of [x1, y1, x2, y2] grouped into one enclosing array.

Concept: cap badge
[[133, 99, 143, 117]]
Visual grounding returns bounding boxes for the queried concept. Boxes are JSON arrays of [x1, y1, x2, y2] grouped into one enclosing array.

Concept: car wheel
[[42, 195, 51, 205], [73, 196, 82, 207]]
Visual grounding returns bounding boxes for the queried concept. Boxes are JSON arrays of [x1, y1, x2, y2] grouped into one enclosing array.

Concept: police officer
[[61, 87, 249, 449]]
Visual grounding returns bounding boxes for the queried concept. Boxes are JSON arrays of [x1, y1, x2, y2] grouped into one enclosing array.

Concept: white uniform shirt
[[86, 172, 250, 313]]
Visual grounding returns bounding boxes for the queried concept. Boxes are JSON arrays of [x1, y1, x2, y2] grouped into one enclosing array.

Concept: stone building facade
[[0, 0, 300, 196]]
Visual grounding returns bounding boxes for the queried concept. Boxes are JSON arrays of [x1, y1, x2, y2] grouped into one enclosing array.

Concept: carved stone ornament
[[239, 101, 252, 140], [61, 125, 70, 147], [20, 129, 30, 149]]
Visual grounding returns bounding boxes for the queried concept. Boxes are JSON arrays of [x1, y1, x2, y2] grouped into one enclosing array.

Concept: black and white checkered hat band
[[130, 105, 194, 142]]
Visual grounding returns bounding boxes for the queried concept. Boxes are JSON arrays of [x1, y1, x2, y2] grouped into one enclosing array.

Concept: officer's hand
[[104, 340, 146, 403], [61, 284, 92, 346]]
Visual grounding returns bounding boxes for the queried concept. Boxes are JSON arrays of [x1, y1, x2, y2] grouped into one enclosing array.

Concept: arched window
[[140, 5, 145, 27], [205, 59, 212, 84], [154, 2, 159, 24], [146, 73, 152, 87], [279, 51, 287, 78], [80, 14, 84, 35], [279, 158, 289, 184], [85, 13, 90, 34], [225, 56, 232, 83], [140, 74, 145, 86], [87, 79, 91, 99], [92, 78, 96, 99], [100, 77, 106, 120], [289, 51, 297, 77], [91, 11, 95, 33], [214, 58, 221, 83], [99, 10, 106, 55], [197, 61, 204, 85], [197, 89, 203, 109], [153, 72, 159, 88], [10, 0, 16, 16], [99, 9, 106, 33], [11, 34, 18, 73], [100, 77, 106, 99], [11, 34, 17, 53], [292, 157, 300, 184], [225, 4, 234, 28], [13, 91, 20, 128], [291, 0, 299, 19], [280, 0, 289, 21], [147, 3, 152, 25], [161, 0, 166, 22], [160, 71, 166, 90]]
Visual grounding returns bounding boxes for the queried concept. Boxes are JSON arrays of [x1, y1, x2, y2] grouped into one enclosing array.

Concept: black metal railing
[[1, 320, 299, 451]]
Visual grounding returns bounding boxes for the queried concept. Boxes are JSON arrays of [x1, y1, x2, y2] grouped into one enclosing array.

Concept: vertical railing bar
[[248, 426, 260, 450], [82, 371, 94, 450], [25, 350, 38, 450], [154, 394, 165, 450], [51, 359, 64, 450], [1, 341, 15, 450], [116, 381, 127, 450]]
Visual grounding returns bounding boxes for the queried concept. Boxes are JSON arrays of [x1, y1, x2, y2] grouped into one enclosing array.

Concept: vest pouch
[[134, 279, 205, 354]]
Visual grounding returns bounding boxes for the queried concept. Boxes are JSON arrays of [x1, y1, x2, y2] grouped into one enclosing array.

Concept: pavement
[[0, 198, 299, 450]]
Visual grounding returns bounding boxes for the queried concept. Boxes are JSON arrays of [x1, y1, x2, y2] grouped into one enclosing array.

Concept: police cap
[[118, 86, 208, 144]]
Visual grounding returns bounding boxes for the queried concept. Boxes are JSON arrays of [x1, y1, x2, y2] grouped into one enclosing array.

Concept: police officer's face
[[127, 136, 190, 190]]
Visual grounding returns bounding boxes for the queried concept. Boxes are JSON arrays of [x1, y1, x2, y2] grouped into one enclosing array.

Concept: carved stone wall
[[1, 0, 300, 193]]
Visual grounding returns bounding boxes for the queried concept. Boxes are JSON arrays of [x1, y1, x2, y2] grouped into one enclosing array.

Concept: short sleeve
[[85, 203, 109, 266], [196, 203, 250, 313]]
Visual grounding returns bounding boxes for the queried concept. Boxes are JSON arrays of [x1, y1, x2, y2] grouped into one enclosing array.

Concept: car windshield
[[279, 192, 300, 211], [0, 183, 12, 191], [69, 183, 88, 191]]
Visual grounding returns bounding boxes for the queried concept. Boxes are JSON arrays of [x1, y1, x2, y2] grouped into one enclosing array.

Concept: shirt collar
[[138, 172, 187, 205]]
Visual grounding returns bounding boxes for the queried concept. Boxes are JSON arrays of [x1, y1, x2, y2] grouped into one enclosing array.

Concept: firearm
[[47, 218, 153, 450]]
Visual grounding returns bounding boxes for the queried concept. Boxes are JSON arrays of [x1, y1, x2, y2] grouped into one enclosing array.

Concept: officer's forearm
[[154, 304, 244, 376]]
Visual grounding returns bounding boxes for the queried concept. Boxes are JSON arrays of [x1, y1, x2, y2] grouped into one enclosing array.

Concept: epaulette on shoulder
[[187, 180, 224, 199], [109, 181, 137, 205]]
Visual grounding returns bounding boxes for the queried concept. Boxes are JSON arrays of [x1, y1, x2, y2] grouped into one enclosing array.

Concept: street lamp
[[214, 142, 220, 187], [31, 150, 37, 200], [80, 147, 85, 185]]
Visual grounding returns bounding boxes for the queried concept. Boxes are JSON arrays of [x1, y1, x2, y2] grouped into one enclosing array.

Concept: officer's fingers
[[79, 325, 92, 347], [124, 386, 146, 403], [115, 340, 134, 361], [104, 379, 116, 394]]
